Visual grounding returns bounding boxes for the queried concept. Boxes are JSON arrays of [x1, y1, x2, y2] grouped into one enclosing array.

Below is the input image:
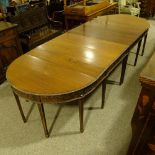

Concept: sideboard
[[127, 51, 155, 155], [0, 22, 22, 84]]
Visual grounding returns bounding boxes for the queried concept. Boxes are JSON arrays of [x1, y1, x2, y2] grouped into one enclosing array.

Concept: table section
[[6, 15, 150, 137]]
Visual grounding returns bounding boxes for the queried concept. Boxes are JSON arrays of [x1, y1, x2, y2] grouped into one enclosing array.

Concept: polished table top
[[6, 14, 149, 103]]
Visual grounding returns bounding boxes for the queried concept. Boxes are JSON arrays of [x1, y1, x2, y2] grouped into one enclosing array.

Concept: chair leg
[[79, 99, 84, 133], [13, 91, 26, 123], [119, 54, 129, 85], [101, 80, 106, 109], [134, 39, 142, 66], [141, 32, 148, 56], [37, 103, 49, 138]]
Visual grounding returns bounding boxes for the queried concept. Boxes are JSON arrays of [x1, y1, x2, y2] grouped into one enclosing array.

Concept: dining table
[[6, 14, 150, 137]]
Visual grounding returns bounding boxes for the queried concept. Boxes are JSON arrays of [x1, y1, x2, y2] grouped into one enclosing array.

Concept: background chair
[[47, 0, 65, 28], [118, 0, 141, 17]]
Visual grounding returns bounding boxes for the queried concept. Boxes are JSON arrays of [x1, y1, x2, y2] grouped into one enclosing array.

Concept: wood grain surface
[[6, 14, 149, 103]]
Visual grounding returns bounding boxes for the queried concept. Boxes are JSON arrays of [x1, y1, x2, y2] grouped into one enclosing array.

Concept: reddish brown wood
[[37, 103, 49, 138], [141, 31, 148, 56], [127, 51, 155, 155], [13, 91, 27, 123], [120, 54, 129, 85], [79, 99, 84, 133], [139, 0, 155, 17], [64, 1, 118, 30], [0, 22, 23, 83], [134, 38, 142, 66], [9, 6, 63, 52], [6, 15, 150, 137], [101, 80, 106, 109]]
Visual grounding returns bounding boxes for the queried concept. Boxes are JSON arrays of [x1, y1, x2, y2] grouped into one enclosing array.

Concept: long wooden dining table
[[6, 14, 150, 137]]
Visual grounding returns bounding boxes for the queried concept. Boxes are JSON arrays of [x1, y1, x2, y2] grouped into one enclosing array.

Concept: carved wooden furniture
[[64, 0, 118, 29], [127, 51, 155, 155], [8, 6, 63, 52], [6, 15, 149, 137], [139, 0, 155, 17], [0, 21, 22, 84]]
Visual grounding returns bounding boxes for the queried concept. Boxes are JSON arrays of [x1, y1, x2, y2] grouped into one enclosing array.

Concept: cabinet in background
[[139, 0, 155, 17], [0, 22, 22, 84], [127, 52, 155, 155]]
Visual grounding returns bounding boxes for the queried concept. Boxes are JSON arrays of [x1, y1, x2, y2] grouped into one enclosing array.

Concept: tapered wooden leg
[[65, 17, 69, 31], [134, 39, 142, 66], [101, 80, 106, 109], [141, 33, 148, 56], [13, 91, 26, 123], [37, 103, 49, 138], [79, 99, 84, 133], [119, 54, 129, 85]]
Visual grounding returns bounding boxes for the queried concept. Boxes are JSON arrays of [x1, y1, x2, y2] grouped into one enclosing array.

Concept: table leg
[[101, 80, 106, 109], [13, 91, 26, 123], [65, 17, 69, 31], [141, 32, 148, 56], [119, 54, 129, 85], [79, 99, 84, 133], [37, 103, 49, 138], [134, 39, 142, 66]]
